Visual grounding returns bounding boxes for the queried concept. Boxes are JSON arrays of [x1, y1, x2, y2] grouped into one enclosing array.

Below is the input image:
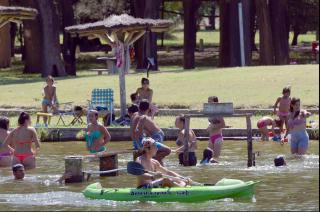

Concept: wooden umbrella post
[[183, 115, 191, 166], [246, 114, 253, 167], [119, 42, 128, 118]]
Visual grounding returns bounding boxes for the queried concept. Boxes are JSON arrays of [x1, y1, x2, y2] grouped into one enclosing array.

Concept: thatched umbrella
[[0, 6, 37, 28], [66, 14, 173, 117]]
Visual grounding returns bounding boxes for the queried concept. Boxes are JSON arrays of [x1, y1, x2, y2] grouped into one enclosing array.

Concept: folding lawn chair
[[88, 88, 114, 125], [56, 102, 85, 126]]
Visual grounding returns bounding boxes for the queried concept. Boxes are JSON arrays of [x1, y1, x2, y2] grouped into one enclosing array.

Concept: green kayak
[[83, 178, 259, 203]]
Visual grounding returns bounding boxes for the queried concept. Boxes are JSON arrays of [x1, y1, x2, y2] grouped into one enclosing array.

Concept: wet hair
[[89, 110, 99, 118], [12, 164, 24, 172], [208, 96, 219, 103], [0, 116, 9, 130], [290, 97, 301, 119], [128, 104, 139, 114], [274, 156, 286, 167], [139, 99, 150, 112], [282, 86, 291, 95], [141, 78, 149, 85], [46, 75, 54, 83], [18, 112, 30, 126], [130, 93, 138, 102], [177, 115, 186, 124]]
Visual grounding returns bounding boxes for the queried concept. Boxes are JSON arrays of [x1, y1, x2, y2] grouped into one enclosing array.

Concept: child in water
[[0, 117, 12, 167], [274, 86, 291, 135], [42, 76, 58, 125], [86, 110, 111, 154], [257, 117, 283, 141], [4, 112, 40, 170], [174, 115, 198, 166], [201, 96, 226, 164], [135, 78, 159, 119]]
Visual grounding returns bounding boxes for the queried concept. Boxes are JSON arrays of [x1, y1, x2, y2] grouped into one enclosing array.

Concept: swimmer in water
[[274, 155, 286, 167], [86, 110, 111, 154], [0, 116, 12, 167], [4, 112, 40, 170]]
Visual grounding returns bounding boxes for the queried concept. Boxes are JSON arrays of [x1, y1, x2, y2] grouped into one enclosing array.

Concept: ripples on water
[[0, 141, 318, 211]]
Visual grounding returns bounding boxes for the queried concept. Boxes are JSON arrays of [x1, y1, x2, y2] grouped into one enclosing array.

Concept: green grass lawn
[[0, 64, 318, 109], [158, 30, 317, 46]]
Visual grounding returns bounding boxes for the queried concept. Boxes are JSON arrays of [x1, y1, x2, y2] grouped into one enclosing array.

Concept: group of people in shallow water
[[0, 78, 313, 188]]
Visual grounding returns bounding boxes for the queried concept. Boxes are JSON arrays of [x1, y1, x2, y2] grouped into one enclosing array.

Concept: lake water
[[0, 140, 319, 211]]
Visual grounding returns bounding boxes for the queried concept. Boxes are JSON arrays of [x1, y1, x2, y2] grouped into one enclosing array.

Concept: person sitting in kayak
[[133, 100, 171, 165], [136, 138, 191, 189], [86, 110, 111, 154]]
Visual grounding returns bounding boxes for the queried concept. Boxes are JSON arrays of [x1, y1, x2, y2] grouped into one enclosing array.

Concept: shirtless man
[[132, 100, 171, 165], [136, 138, 190, 189]]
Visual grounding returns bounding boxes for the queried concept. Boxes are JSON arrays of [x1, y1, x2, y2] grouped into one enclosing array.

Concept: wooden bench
[[36, 112, 53, 125], [89, 69, 109, 75]]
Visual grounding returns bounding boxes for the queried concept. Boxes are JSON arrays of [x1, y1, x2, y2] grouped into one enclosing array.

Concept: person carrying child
[[174, 115, 198, 166], [133, 100, 171, 165], [42, 76, 58, 125], [201, 96, 226, 164], [274, 86, 292, 135], [257, 117, 283, 141]]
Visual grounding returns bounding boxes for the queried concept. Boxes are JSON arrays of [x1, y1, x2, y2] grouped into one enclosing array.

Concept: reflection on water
[[0, 141, 319, 211]]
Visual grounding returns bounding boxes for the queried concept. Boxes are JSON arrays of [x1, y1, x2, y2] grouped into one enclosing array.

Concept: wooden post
[[99, 154, 118, 177], [183, 116, 190, 166], [246, 114, 253, 167], [65, 156, 84, 183], [119, 43, 127, 118]]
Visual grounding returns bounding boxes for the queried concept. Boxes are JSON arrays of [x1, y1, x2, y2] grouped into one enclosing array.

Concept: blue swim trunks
[[42, 99, 52, 106], [290, 130, 309, 151]]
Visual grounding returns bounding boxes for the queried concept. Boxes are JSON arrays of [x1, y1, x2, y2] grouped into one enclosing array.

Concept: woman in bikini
[[0, 117, 12, 167], [274, 86, 291, 135], [135, 78, 158, 119], [288, 98, 312, 155], [201, 96, 226, 164], [4, 112, 40, 170], [174, 115, 198, 166], [86, 110, 111, 154]]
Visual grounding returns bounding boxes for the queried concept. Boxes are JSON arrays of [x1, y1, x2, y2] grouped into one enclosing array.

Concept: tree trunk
[[249, 0, 257, 51], [219, 0, 252, 67], [183, 0, 201, 69], [10, 23, 17, 57], [0, 0, 11, 68], [22, 0, 43, 73], [36, 0, 66, 77], [255, 0, 274, 65], [132, 0, 146, 70], [269, 0, 290, 65], [60, 0, 77, 76], [208, 2, 216, 30], [144, 0, 161, 71], [291, 29, 299, 46]]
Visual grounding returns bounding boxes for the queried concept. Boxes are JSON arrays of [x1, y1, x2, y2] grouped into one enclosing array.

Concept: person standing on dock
[[85, 110, 111, 154], [133, 100, 171, 165]]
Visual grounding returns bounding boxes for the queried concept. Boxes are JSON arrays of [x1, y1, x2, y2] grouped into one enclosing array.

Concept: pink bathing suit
[[210, 134, 223, 144], [277, 111, 290, 118]]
